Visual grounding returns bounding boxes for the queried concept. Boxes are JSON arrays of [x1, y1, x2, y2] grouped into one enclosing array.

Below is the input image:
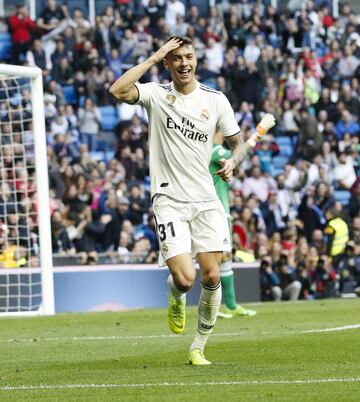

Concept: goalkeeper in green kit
[[210, 114, 276, 318]]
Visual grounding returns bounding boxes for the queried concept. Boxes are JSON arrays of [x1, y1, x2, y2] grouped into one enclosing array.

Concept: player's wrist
[[147, 55, 158, 66]]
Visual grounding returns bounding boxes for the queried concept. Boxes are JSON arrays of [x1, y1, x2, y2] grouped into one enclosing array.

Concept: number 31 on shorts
[[157, 221, 176, 241]]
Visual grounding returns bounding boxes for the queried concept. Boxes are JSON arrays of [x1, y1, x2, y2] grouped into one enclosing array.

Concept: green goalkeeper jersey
[[210, 144, 232, 215]]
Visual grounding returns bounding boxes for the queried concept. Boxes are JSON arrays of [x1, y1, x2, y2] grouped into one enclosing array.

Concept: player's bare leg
[[189, 251, 222, 365], [166, 253, 195, 334]]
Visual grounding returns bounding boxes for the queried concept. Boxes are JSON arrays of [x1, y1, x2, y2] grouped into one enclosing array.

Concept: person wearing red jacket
[[8, 3, 36, 64]]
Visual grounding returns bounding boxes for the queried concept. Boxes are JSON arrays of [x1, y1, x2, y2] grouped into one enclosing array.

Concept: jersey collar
[[171, 81, 199, 98]]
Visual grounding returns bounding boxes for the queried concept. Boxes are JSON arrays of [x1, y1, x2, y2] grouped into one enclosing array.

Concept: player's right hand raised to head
[[151, 37, 183, 64]]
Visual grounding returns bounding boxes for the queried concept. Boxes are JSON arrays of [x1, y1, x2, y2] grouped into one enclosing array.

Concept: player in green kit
[[211, 114, 276, 317]]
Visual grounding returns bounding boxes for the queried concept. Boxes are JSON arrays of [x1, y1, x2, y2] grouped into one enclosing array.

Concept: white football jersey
[[135, 81, 240, 202]]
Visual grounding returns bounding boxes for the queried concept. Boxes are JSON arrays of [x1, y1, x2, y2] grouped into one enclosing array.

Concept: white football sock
[[190, 281, 221, 353], [167, 274, 186, 301]]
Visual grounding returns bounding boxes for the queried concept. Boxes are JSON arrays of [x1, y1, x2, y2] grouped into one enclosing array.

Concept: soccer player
[[211, 115, 275, 318], [210, 132, 257, 318], [109, 36, 270, 365]]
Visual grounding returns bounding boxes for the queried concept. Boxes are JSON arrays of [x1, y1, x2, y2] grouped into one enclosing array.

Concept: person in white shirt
[[333, 151, 357, 190], [109, 36, 273, 366], [165, 0, 185, 28]]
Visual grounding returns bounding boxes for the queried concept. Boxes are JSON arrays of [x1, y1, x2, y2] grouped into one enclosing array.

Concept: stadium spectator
[[335, 109, 360, 140], [77, 98, 101, 152], [165, 0, 185, 28], [324, 208, 350, 267], [333, 151, 357, 190], [51, 209, 75, 254], [338, 241, 360, 295], [242, 166, 277, 202], [312, 255, 337, 298], [275, 253, 302, 301], [0, 0, 359, 294], [36, 0, 67, 36], [260, 255, 282, 301], [52, 57, 74, 85], [26, 38, 51, 71], [8, 3, 36, 65], [297, 107, 322, 160]]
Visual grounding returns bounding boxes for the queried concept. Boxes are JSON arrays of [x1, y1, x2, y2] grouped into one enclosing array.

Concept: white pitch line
[[0, 332, 244, 343], [301, 324, 360, 333], [1, 377, 360, 391], [1, 323, 360, 343]]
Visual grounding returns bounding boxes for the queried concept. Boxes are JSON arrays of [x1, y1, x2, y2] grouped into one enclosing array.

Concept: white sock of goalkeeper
[[190, 281, 222, 353], [167, 274, 186, 302]]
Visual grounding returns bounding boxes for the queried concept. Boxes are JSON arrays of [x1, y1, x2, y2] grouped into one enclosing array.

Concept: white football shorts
[[153, 194, 231, 266]]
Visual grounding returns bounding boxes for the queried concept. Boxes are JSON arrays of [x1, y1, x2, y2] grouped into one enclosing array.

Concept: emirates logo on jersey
[[200, 108, 210, 121], [166, 94, 176, 105]]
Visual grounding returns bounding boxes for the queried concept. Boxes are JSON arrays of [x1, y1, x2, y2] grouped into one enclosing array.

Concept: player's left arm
[[216, 114, 276, 182], [215, 133, 249, 182], [215, 90, 275, 181]]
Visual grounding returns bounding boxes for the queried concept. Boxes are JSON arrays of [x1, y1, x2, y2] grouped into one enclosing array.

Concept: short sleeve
[[217, 94, 241, 137], [134, 82, 156, 109]]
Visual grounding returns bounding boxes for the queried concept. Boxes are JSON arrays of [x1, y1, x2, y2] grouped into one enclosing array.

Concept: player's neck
[[172, 80, 197, 95]]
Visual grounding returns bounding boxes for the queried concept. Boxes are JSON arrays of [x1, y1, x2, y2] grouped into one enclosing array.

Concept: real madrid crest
[[161, 243, 169, 255], [166, 95, 176, 105], [200, 108, 210, 121]]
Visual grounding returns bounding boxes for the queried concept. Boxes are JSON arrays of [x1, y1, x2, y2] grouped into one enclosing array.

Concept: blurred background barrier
[[0, 262, 260, 313]]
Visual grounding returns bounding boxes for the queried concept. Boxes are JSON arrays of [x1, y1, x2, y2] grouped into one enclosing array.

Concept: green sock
[[220, 261, 237, 310]]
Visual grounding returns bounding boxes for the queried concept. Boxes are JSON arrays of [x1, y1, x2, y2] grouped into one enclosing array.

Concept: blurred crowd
[[0, 0, 359, 299]]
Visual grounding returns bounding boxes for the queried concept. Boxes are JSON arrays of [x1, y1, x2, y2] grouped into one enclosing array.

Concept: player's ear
[[163, 56, 169, 70]]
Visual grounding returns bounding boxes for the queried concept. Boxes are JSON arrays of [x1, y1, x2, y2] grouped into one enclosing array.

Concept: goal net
[[0, 64, 54, 316]]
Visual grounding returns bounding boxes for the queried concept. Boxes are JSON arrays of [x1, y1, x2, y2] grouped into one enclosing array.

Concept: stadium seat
[[90, 151, 105, 161], [105, 150, 115, 162], [0, 32, 12, 61], [99, 106, 118, 131], [276, 136, 292, 146], [0, 32, 11, 42], [272, 167, 285, 177], [273, 155, 289, 170], [95, 0, 113, 15], [62, 85, 77, 105], [334, 190, 351, 206], [279, 144, 294, 157]]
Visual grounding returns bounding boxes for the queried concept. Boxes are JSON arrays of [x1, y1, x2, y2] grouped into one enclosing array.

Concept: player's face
[[165, 45, 197, 90]]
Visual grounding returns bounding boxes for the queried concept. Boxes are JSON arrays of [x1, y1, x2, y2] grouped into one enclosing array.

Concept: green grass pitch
[[0, 299, 360, 401]]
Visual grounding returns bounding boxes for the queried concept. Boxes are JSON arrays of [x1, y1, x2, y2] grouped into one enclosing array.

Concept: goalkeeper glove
[[246, 114, 276, 148]]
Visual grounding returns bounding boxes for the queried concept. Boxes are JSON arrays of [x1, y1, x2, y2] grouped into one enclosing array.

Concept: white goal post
[[0, 64, 54, 316]]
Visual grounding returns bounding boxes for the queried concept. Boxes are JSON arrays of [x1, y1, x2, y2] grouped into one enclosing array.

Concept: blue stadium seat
[[279, 144, 294, 157], [90, 151, 105, 161], [0, 32, 11, 42], [105, 150, 115, 162], [62, 85, 77, 105], [272, 167, 285, 177], [273, 156, 289, 169], [78, 95, 85, 107], [0, 32, 12, 61], [99, 106, 118, 131], [334, 190, 351, 206], [0, 43, 11, 61], [276, 136, 292, 146]]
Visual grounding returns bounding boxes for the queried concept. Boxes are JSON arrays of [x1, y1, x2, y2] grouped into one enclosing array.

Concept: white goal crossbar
[[0, 64, 54, 316]]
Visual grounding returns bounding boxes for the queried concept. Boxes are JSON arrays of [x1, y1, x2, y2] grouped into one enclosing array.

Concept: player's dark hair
[[167, 36, 193, 47]]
